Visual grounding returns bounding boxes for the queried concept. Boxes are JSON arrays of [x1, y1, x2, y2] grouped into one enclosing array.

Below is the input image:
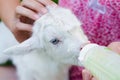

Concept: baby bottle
[[79, 44, 120, 80]]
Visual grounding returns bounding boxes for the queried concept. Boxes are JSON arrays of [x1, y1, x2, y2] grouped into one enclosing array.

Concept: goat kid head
[[4, 7, 89, 65]]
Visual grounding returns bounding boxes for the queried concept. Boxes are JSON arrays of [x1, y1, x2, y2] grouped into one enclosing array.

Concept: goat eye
[[50, 38, 60, 45]]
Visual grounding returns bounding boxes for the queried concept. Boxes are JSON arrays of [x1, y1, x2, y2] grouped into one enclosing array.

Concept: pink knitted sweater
[[59, 0, 120, 80]]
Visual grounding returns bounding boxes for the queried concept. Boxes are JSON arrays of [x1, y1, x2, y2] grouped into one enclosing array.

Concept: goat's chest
[[13, 53, 70, 80]]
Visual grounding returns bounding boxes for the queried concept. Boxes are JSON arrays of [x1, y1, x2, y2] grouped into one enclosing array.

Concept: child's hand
[[108, 42, 120, 54], [82, 69, 97, 80], [12, 0, 57, 42], [16, 0, 57, 21]]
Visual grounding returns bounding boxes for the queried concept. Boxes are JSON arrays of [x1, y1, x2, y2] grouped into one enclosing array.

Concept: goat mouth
[[80, 42, 90, 51]]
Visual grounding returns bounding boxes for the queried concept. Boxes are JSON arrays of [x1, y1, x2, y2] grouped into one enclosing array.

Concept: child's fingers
[[82, 69, 98, 80], [82, 69, 93, 80], [16, 6, 40, 20], [108, 42, 120, 54], [15, 0, 57, 22], [37, 0, 57, 7], [21, 0, 47, 14], [15, 21, 33, 32], [91, 77, 97, 80]]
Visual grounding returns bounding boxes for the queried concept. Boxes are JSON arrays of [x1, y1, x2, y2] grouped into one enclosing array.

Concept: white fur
[[0, 7, 89, 80]]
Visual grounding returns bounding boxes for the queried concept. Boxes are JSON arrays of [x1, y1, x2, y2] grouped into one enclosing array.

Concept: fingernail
[[41, 8, 47, 13], [34, 14, 40, 20]]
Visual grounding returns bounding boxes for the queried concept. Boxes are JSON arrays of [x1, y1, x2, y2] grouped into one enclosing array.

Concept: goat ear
[[3, 37, 40, 56]]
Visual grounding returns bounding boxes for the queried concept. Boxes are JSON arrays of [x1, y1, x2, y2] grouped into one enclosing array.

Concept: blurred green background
[[53, 0, 58, 3]]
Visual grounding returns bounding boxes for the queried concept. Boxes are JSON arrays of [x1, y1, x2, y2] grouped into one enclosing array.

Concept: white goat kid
[[1, 7, 89, 80]]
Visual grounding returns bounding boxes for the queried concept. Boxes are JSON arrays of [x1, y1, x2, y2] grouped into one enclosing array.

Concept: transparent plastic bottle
[[79, 44, 120, 80]]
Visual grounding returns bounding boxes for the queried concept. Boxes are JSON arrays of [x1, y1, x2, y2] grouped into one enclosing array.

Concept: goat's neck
[[26, 51, 70, 80]]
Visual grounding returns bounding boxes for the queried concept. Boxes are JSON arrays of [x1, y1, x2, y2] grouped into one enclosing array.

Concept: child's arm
[[0, 66, 17, 80], [0, 0, 20, 30], [0, 0, 28, 43]]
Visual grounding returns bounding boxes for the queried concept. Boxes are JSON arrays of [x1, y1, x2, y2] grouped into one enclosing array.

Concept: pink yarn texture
[[59, 0, 120, 46], [59, 0, 120, 80]]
